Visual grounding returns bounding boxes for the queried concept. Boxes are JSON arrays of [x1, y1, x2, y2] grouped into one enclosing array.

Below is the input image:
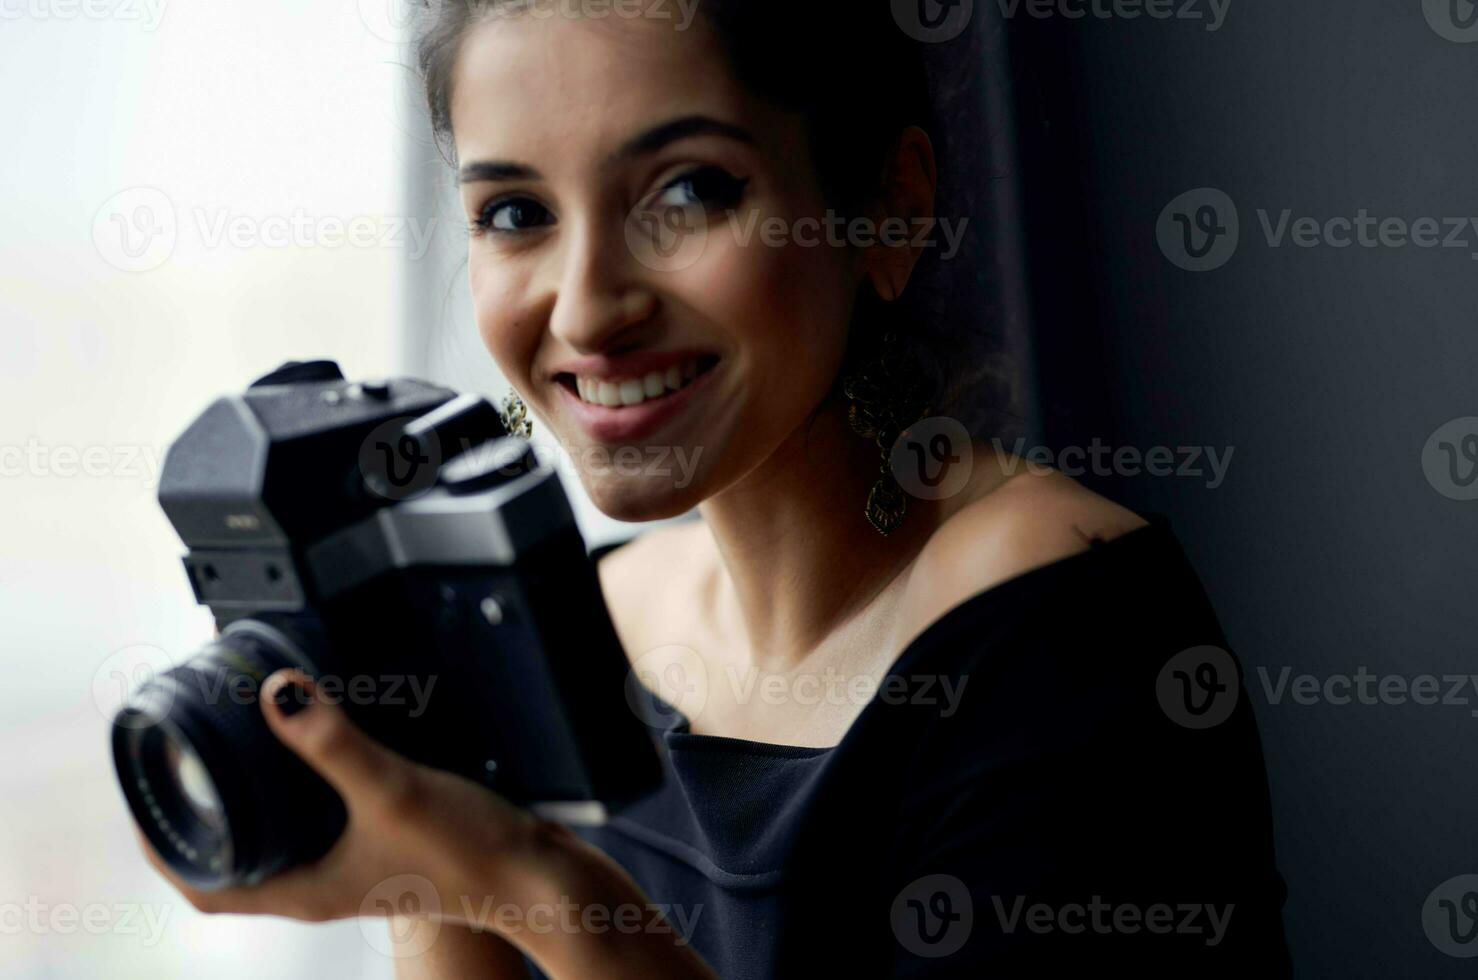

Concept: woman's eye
[[474, 197, 554, 234], [654, 166, 750, 210]]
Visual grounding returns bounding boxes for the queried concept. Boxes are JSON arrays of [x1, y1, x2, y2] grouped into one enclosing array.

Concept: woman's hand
[[135, 669, 719, 979], [135, 668, 558, 921]]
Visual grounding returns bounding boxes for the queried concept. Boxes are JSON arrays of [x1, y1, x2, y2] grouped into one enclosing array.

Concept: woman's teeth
[[574, 358, 705, 407]]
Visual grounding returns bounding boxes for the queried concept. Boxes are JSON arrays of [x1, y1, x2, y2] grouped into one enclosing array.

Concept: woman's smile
[[555, 353, 722, 443]]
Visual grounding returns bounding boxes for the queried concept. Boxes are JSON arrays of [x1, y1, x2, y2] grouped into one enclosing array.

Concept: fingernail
[[269, 677, 312, 717]]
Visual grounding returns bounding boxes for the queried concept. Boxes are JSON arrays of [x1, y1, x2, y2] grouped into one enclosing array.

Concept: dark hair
[[413, 0, 1006, 437]]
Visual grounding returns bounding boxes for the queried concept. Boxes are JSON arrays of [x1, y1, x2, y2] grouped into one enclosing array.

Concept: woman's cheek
[[468, 258, 499, 352], [689, 225, 804, 335], [689, 223, 849, 382], [469, 259, 533, 383]]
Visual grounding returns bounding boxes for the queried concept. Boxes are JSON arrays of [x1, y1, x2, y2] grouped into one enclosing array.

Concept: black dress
[[529, 513, 1291, 978]]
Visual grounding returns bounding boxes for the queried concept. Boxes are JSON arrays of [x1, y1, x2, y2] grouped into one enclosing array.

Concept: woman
[[139, 2, 1292, 976]]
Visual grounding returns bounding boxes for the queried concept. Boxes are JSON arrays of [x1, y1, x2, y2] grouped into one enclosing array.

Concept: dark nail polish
[[271, 682, 308, 716]]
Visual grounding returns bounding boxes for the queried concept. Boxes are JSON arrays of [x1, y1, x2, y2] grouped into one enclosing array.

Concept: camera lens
[[111, 619, 348, 890], [164, 732, 225, 831], [121, 717, 235, 880]]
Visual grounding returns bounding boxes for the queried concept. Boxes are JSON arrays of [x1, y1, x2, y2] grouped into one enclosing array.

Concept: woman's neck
[[695, 392, 948, 675]]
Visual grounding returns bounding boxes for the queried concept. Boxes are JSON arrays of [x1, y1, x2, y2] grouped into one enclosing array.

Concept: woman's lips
[[557, 358, 719, 443]]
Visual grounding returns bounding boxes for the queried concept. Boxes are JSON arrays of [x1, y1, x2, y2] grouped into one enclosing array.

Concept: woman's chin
[[583, 474, 705, 525]]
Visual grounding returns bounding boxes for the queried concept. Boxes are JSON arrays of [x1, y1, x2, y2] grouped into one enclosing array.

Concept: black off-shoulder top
[[527, 514, 1291, 978]]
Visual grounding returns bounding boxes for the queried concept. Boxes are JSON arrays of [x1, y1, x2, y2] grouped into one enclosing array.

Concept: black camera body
[[112, 361, 661, 889]]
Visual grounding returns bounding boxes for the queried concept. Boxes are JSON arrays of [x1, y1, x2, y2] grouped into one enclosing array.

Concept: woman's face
[[449, 12, 864, 521]]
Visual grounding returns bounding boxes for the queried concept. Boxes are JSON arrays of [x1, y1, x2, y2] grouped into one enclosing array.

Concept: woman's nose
[[547, 220, 659, 353]]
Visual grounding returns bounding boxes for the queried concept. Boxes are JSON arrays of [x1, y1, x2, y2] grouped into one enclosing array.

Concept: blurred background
[[2, 0, 1476, 977], [0, 3, 646, 977]]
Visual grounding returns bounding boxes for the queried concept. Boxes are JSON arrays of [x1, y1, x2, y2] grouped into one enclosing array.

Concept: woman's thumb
[[260, 669, 407, 806]]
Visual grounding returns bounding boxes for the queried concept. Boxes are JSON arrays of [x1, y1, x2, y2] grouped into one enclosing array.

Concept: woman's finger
[[259, 669, 420, 814]]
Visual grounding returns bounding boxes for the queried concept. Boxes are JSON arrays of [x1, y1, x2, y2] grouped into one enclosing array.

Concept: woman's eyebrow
[[458, 114, 756, 185]]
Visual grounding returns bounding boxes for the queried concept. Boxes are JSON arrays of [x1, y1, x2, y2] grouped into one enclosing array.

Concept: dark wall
[[1005, 2, 1478, 975]]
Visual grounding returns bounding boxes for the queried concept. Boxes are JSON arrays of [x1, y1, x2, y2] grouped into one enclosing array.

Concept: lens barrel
[[111, 620, 348, 889]]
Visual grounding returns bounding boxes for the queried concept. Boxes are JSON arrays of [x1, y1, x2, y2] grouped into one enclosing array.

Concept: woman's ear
[[863, 125, 939, 303]]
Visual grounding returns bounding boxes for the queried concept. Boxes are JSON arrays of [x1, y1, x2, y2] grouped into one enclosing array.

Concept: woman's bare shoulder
[[896, 455, 1149, 649]]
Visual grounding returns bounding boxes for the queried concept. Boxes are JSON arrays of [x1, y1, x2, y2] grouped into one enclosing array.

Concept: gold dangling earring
[[842, 330, 932, 536], [500, 391, 533, 440]]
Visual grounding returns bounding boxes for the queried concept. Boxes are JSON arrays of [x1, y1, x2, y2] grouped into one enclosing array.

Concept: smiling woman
[[422, 0, 1004, 525], [419, 1, 1288, 976], [133, 2, 1291, 978]]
